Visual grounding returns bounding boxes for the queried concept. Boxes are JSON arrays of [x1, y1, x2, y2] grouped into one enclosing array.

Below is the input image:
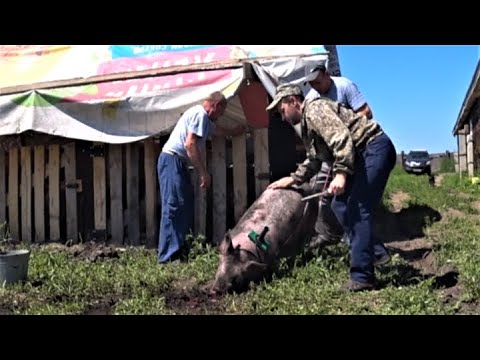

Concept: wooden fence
[[0, 129, 270, 247]]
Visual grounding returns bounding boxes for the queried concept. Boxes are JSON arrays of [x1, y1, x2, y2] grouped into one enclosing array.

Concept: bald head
[[203, 91, 227, 120], [204, 91, 227, 107]]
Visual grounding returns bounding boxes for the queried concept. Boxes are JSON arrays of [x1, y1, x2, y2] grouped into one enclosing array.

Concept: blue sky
[[336, 45, 479, 154]]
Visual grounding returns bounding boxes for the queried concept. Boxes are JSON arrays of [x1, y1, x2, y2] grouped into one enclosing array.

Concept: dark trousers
[[157, 152, 193, 263], [331, 133, 397, 283], [311, 162, 345, 243], [313, 165, 390, 261]]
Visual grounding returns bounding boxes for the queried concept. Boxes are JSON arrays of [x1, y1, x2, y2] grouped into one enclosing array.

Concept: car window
[[408, 151, 429, 160]]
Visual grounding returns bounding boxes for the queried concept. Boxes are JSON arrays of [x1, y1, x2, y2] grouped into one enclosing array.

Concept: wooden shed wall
[[0, 128, 272, 247]]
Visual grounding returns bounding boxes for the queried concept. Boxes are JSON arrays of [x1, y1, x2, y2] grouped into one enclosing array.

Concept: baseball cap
[[266, 83, 304, 111], [304, 62, 327, 82]]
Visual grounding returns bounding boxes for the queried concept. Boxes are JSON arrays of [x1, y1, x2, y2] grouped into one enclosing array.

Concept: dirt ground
[[378, 188, 478, 314], [163, 280, 224, 315], [38, 242, 123, 262]]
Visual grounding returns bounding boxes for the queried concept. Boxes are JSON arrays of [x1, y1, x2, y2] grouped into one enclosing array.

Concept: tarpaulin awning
[[0, 45, 330, 144]]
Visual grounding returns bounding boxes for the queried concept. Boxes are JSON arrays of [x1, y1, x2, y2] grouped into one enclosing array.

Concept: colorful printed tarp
[[0, 45, 328, 143]]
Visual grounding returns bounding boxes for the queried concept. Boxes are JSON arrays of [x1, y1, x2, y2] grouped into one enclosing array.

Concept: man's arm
[[344, 80, 373, 119], [290, 157, 323, 185], [267, 142, 323, 190], [355, 103, 373, 119], [306, 100, 355, 176], [184, 132, 210, 188]]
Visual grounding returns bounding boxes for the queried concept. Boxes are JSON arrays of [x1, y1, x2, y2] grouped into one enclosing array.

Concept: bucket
[[0, 249, 30, 286]]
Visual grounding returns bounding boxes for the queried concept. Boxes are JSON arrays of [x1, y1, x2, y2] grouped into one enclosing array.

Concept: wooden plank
[[254, 128, 270, 198], [126, 143, 140, 245], [143, 138, 158, 248], [231, 134, 248, 223], [211, 137, 227, 244], [48, 145, 60, 242], [20, 147, 32, 243], [33, 145, 45, 243], [193, 153, 207, 238], [8, 149, 19, 241], [0, 148, 6, 226], [93, 143, 106, 239], [64, 142, 78, 243], [108, 144, 124, 245]]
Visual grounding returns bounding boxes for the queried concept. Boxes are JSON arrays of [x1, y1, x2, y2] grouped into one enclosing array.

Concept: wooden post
[[253, 128, 270, 198], [467, 130, 475, 176], [20, 147, 32, 243], [108, 144, 124, 245], [144, 138, 158, 248], [8, 148, 19, 241], [64, 142, 78, 243], [193, 163, 207, 238], [0, 148, 5, 227], [93, 143, 107, 241], [48, 145, 60, 242], [324, 45, 341, 76], [231, 134, 247, 223], [211, 137, 227, 244], [33, 145, 45, 242], [126, 143, 140, 245]]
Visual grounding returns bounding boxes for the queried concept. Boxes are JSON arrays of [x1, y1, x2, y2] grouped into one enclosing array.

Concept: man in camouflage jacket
[[266, 83, 397, 292]]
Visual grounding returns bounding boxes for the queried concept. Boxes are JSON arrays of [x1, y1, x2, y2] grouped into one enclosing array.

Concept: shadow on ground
[[374, 204, 442, 244]]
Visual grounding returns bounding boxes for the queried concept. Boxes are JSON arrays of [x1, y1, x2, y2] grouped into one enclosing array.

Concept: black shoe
[[374, 253, 391, 267], [341, 279, 376, 293], [308, 233, 341, 250], [171, 249, 189, 263]]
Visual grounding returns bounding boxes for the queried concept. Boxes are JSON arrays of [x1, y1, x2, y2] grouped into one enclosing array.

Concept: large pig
[[210, 184, 319, 294]]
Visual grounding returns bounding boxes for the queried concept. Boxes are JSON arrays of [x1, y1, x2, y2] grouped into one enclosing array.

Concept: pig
[[210, 183, 319, 295]]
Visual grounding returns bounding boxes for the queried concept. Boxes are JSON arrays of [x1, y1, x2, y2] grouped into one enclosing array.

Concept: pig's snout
[[209, 282, 221, 295], [210, 281, 231, 296], [209, 287, 222, 297]]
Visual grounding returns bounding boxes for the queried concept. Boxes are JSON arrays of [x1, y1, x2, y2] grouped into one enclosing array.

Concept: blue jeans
[[157, 152, 194, 263], [313, 164, 390, 261], [331, 133, 397, 283]]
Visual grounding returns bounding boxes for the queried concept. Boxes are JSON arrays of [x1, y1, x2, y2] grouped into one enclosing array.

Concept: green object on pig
[[248, 226, 270, 252]]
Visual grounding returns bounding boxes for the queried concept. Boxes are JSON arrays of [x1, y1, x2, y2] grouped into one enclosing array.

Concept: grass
[[0, 167, 479, 314], [439, 156, 455, 173]]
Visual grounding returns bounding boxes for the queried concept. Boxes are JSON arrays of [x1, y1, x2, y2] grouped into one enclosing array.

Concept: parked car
[[404, 150, 431, 175]]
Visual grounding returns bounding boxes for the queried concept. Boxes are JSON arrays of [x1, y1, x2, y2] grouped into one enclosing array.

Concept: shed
[[452, 59, 480, 176]]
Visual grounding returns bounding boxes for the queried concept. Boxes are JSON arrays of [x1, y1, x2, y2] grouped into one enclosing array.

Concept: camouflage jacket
[[291, 97, 383, 184]]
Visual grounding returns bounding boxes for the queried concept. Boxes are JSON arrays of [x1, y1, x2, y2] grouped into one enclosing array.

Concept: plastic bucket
[[0, 249, 30, 286]]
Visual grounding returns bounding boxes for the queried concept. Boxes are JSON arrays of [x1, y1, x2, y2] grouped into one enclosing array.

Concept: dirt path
[[383, 191, 476, 314], [389, 191, 410, 212], [435, 174, 444, 186]]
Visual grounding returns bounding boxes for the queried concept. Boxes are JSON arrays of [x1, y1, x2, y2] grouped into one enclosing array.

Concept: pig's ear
[[220, 231, 234, 254], [245, 260, 268, 275]]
